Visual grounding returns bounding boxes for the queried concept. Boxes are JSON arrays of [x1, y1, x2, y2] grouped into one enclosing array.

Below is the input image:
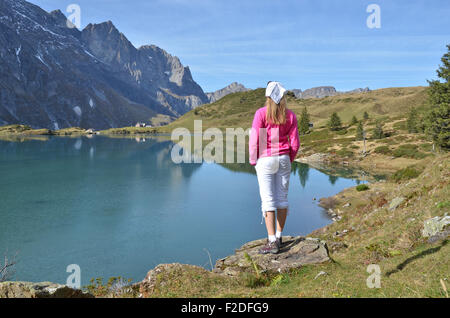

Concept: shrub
[[393, 144, 428, 159], [356, 184, 370, 191], [436, 201, 450, 209], [336, 129, 348, 135], [374, 145, 392, 155], [241, 272, 268, 288], [390, 166, 422, 182], [337, 148, 354, 157], [419, 143, 433, 152]]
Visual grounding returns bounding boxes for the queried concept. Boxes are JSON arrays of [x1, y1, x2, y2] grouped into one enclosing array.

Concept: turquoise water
[[0, 136, 361, 285]]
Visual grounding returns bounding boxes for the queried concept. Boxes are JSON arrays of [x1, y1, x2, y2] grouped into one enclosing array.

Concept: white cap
[[265, 81, 286, 104]]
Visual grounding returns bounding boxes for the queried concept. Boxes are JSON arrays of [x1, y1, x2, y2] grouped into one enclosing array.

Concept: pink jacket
[[249, 107, 300, 165]]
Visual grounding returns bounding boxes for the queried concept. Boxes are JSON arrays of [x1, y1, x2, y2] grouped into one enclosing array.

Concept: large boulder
[[214, 236, 330, 277], [0, 281, 93, 298], [388, 197, 405, 211], [422, 215, 450, 242]]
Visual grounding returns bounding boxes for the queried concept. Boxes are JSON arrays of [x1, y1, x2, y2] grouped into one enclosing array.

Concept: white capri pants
[[255, 154, 291, 219]]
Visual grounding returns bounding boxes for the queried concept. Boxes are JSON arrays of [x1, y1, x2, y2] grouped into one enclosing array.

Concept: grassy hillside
[[149, 86, 433, 174], [157, 86, 428, 132]]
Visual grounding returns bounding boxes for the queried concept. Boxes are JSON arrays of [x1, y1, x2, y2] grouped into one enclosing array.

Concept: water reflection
[[0, 135, 365, 285], [292, 162, 310, 188]]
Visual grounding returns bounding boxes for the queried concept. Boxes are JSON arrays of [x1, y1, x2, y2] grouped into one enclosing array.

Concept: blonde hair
[[265, 96, 286, 125]]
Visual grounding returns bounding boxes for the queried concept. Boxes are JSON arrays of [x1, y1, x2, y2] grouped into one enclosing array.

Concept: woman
[[249, 81, 300, 254]]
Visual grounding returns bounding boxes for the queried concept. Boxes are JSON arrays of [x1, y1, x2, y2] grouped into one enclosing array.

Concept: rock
[[343, 203, 351, 208], [427, 228, 450, 244], [214, 236, 329, 276], [206, 82, 249, 103], [422, 215, 450, 238], [0, 281, 93, 298], [291, 86, 369, 99], [328, 241, 348, 252], [290, 89, 303, 99], [388, 197, 405, 211], [314, 271, 328, 280], [296, 153, 329, 163], [298, 86, 337, 99]]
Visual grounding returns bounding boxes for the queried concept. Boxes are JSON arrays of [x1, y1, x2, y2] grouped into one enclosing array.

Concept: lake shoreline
[[1, 153, 448, 297], [0, 123, 402, 177]]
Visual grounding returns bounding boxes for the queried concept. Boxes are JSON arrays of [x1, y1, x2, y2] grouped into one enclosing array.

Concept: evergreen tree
[[407, 107, 419, 133], [372, 120, 384, 139], [356, 121, 364, 140], [425, 44, 450, 150], [299, 107, 311, 135], [328, 112, 342, 131], [350, 115, 358, 126], [363, 111, 369, 120]]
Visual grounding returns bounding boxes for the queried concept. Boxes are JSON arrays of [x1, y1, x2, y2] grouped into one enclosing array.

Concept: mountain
[[291, 86, 370, 99], [0, 0, 208, 129], [206, 82, 249, 103]]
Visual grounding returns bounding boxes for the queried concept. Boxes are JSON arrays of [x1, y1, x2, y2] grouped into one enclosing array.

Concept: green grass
[[374, 145, 392, 155], [356, 184, 370, 191], [393, 144, 429, 159], [390, 166, 423, 183], [336, 148, 354, 158]]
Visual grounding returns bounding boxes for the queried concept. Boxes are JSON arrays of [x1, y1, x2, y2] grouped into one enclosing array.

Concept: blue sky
[[30, 0, 449, 92]]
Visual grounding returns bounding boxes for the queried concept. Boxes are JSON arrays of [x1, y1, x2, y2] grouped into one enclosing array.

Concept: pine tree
[[407, 107, 419, 133], [328, 112, 342, 131], [372, 120, 384, 139], [363, 111, 369, 120], [299, 107, 311, 135], [356, 121, 364, 140], [425, 44, 450, 150], [350, 115, 358, 126]]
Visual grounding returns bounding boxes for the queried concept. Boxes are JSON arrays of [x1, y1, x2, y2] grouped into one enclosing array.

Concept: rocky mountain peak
[[0, 0, 208, 129], [206, 82, 249, 103], [81, 21, 135, 65], [290, 86, 370, 99]]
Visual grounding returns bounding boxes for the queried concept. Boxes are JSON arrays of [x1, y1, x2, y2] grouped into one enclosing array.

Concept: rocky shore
[[0, 235, 331, 298]]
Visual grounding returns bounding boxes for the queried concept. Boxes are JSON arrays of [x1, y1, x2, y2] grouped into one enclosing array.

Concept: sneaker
[[276, 237, 283, 247], [258, 240, 280, 254]]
